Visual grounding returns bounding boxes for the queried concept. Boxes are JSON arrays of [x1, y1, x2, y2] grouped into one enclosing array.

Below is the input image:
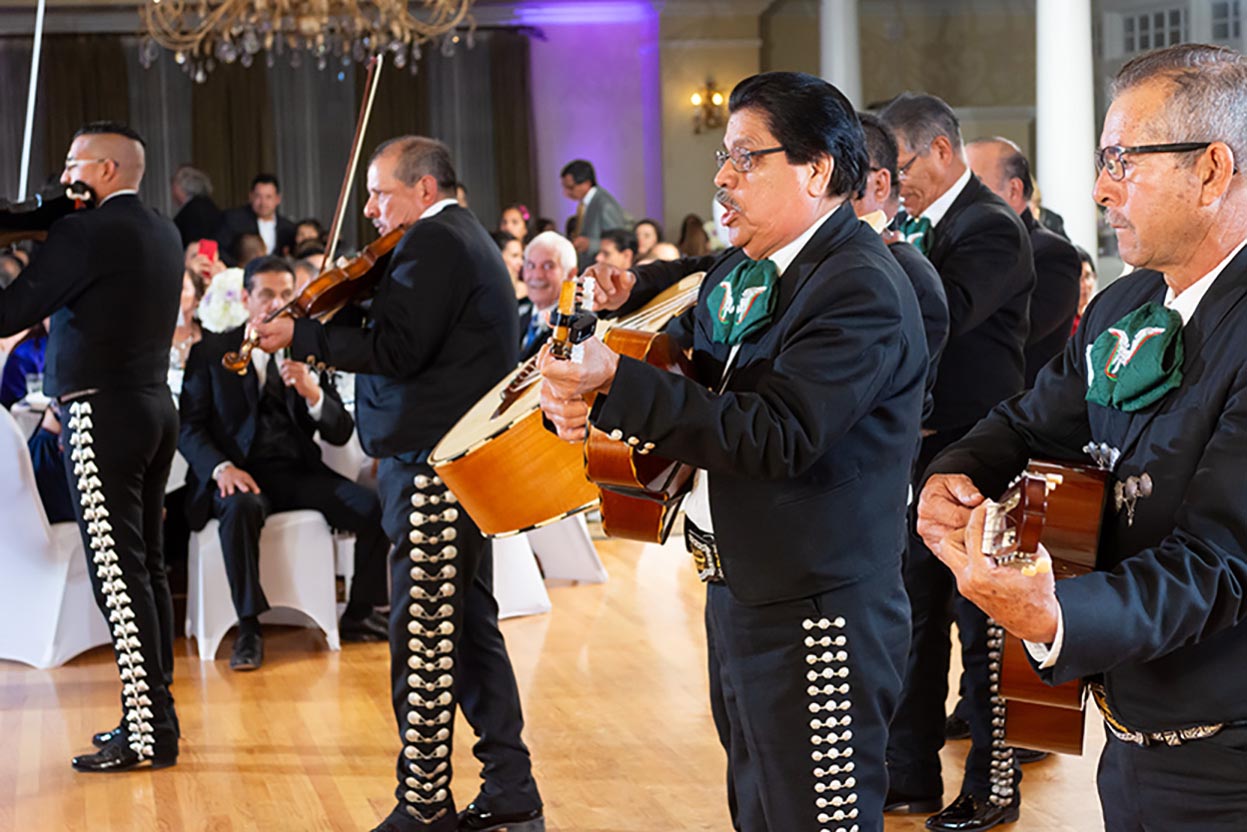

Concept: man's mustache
[[715, 189, 742, 213]]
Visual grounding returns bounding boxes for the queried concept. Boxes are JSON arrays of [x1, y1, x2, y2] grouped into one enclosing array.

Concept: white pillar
[[1036, 0, 1098, 261], [820, 0, 861, 107]]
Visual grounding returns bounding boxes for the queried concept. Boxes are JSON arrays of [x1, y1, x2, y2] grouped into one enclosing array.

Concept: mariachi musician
[[0, 122, 183, 772], [251, 136, 544, 832]]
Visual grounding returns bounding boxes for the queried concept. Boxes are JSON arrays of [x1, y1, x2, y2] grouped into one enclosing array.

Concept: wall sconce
[[690, 81, 726, 134]]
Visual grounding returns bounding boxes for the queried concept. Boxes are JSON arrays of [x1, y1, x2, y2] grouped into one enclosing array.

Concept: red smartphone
[[196, 239, 218, 261]]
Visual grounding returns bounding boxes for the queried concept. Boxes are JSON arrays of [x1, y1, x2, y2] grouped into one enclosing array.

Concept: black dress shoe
[[458, 803, 545, 831], [91, 724, 125, 748], [229, 631, 263, 671], [72, 737, 177, 773], [340, 609, 389, 643], [925, 794, 1019, 831], [945, 713, 971, 740], [883, 789, 943, 814], [1013, 747, 1049, 765]]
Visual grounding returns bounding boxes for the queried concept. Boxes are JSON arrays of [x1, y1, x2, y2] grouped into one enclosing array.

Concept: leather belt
[[1090, 683, 1224, 747], [684, 521, 725, 584]]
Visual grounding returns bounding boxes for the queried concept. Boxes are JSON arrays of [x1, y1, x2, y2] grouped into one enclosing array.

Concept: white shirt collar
[[764, 205, 839, 277], [1163, 236, 1247, 325], [582, 186, 598, 207], [919, 165, 972, 228], [420, 198, 460, 220], [99, 189, 138, 205]]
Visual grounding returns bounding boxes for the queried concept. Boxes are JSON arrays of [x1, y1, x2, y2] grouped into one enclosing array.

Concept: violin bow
[[322, 53, 385, 274]]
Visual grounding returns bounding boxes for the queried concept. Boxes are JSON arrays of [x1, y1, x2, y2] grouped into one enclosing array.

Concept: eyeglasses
[[1094, 142, 1211, 181], [896, 149, 927, 181], [63, 157, 114, 171], [715, 145, 785, 173]]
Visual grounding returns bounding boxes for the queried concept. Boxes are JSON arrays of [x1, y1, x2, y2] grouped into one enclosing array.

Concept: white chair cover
[[186, 509, 341, 661], [492, 534, 551, 619], [0, 407, 111, 667], [525, 515, 608, 584]]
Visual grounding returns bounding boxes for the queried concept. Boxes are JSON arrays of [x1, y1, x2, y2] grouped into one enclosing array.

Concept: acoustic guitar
[[979, 459, 1110, 755], [429, 274, 703, 537]]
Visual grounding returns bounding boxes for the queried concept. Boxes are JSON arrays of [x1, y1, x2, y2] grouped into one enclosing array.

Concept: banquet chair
[[0, 406, 111, 668]]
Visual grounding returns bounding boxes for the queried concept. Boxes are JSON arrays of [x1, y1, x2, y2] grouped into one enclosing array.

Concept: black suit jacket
[[216, 205, 297, 264], [925, 174, 1035, 433], [517, 299, 553, 362], [174, 194, 224, 248], [888, 239, 949, 421], [291, 204, 519, 460], [0, 194, 181, 396], [927, 250, 1247, 731], [178, 325, 354, 529], [1021, 209, 1081, 388], [593, 203, 928, 605]]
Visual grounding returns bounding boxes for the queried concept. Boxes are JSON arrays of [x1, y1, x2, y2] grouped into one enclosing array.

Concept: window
[[1212, 1, 1242, 42], [1122, 7, 1187, 54]]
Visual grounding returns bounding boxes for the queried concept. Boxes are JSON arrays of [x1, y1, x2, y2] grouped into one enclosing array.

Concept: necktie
[[521, 313, 545, 353], [264, 353, 284, 400], [1084, 302, 1184, 412], [573, 201, 586, 238], [900, 215, 933, 255], [705, 258, 780, 345]]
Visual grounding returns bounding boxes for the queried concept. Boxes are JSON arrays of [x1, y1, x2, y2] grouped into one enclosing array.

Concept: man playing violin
[[918, 44, 1247, 829], [0, 122, 184, 772], [251, 136, 543, 832]]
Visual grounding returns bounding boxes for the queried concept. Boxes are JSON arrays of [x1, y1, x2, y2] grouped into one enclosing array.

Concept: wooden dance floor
[[0, 534, 1104, 831]]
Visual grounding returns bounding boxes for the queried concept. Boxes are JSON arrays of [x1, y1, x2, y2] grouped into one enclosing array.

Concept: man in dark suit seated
[[179, 256, 388, 671], [171, 165, 223, 248], [920, 43, 1247, 830], [541, 71, 927, 832], [216, 174, 297, 265], [967, 138, 1082, 388], [879, 92, 1035, 830], [560, 159, 628, 269]]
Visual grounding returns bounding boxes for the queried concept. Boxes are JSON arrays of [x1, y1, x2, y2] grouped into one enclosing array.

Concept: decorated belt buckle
[[685, 523, 725, 583]]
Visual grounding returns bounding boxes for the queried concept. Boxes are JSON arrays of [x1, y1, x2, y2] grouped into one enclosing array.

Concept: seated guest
[[28, 404, 74, 523], [234, 233, 268, 268], [1072, 245, 1096, 332], [499, 203, 532, 244], [455, 180, 469, 208], [216, 174, 297, 264], [633, 218, 681, 264], [491, 230, 526, 298], [535, 217, 557, 235], [967, 137, 1082, 387], [518, 231, 574, 361], [293, 218, 325, 255], [184, 240, 226, 289], [171, 165, 223, 248], [171, 271, 205, 371], [595, 227, 638, 272], [292, 252, 326, 293], [1, 320, 48, 408], [676, 213, 711, 256], [179, 256, 389, 671], [0, 251, 22, 286]]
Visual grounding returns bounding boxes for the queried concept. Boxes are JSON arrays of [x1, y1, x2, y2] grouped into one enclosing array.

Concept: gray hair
[[370, 136, 458, 195], [524, 231, 577, 274], [879, 92, 963, 153], [173, 164, 212, 198], [1111, 43, 1247, 168]]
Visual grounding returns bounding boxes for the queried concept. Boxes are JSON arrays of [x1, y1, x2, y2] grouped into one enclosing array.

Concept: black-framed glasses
[[1094, 142, 1212, 181], [896, 148, 927, 180], [715, 145, 785, 173]]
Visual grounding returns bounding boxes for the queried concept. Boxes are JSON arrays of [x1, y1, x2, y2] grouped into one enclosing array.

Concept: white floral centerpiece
[[197, 267, 250, 333]]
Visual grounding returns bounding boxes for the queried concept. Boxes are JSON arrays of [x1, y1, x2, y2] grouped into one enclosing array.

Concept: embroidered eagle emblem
[[716, 282, 772, 325], [1086, 325, 1169, 385]]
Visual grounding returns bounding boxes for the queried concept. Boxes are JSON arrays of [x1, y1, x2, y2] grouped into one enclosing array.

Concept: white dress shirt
[[918, 165, 972, 228], [1024, 234, 1247, 668], [682, 205, 839, 534], [99, 188, 138, 205], [421, 198, 460, 220], [257, 216, 277, 254]]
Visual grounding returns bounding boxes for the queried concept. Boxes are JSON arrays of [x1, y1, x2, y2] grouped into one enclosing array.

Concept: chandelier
[[139, 0, 476, 82]]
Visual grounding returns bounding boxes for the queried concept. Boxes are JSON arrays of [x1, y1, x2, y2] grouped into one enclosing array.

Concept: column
[[1036, 0, 1098, 261], [820, 0, 861, 107]]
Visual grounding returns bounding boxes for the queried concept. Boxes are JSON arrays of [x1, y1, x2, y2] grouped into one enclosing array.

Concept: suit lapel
[[926, 175, 982, 263]]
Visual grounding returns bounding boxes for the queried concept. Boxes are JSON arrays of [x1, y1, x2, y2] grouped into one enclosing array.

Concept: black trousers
[[209, 459, 389, 620], [62, 387, 179, 757], [705, 566, 910, 832], [887, 427, 1021, 803], [377, 457, 540, 832], [1097, 724, 1247, 831]]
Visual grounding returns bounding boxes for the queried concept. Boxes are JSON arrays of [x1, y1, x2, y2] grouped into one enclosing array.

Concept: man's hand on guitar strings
[[916, 473, 985, 557], [584, 263, 636, 312], [936, 502, 1060, 644], [538, 383, 591, 441], [537, 340, 619, 442]]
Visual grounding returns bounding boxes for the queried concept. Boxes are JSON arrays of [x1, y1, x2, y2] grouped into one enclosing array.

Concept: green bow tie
[[706, 257, 780, 345], [900, 215, 932, 255], [1085, 301, 1184, 412]]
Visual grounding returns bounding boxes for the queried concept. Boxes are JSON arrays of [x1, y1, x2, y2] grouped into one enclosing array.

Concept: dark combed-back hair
[[601, 227, 638, 256], [242, 254, 294, 292], [371, 136, 459, 194], [857, 111, 899, 200], [250, 173, 280, 192], [74, 121, 146, 148], [490, 230, 517, 249], [635, 218, 664, 242], [560, 159, 596, 186], [878, 92, 963, 154], [1111, 43, 1247, 167], [728, 72, 869, 199]]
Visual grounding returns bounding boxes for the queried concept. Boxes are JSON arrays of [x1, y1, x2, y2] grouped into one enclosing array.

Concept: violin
[[0, 181, 96, 246], [221, 224, 406, 374]]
